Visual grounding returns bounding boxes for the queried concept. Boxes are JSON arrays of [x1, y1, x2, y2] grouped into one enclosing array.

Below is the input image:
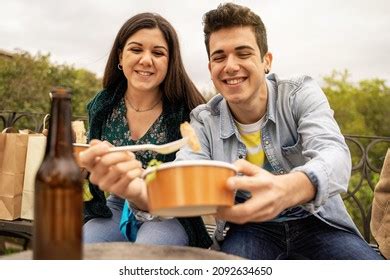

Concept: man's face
[[208, 26, 271, 105]]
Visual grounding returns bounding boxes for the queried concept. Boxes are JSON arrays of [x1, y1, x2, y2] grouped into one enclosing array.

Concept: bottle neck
[[46, 96, 74, 157]]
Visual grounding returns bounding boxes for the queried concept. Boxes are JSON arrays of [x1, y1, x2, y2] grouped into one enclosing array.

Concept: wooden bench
[[0, 219, 32, 250]]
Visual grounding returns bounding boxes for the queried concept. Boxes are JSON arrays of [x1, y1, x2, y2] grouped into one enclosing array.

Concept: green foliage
[[323, 70, 390, 137], [0, 50, 101, 117]]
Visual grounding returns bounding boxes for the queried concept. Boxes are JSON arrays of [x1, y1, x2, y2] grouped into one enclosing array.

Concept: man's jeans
[[221, 215, 384, 260]]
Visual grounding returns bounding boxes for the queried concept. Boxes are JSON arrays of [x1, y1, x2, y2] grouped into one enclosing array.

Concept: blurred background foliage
[[323, 69, 390, 137], [0, 50, 100, 117]]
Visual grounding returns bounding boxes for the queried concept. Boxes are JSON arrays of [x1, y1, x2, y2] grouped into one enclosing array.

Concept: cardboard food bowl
[[143, 160, 236, 217]]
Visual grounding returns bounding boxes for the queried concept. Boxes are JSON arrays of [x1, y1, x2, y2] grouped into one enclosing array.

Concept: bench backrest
[[342, 135, 390, 243]]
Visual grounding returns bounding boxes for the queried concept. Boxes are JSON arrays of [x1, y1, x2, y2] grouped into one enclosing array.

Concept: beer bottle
[[33, 87, 83, 260]]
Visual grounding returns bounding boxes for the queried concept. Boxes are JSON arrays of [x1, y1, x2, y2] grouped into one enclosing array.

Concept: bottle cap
[[50, 87, 72, 99]]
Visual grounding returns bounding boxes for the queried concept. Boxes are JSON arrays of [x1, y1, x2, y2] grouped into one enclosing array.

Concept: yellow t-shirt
[[236, 116, 265, 167]]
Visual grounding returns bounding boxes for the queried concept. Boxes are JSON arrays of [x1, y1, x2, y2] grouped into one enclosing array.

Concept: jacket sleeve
[[290, 77, 351, 212]]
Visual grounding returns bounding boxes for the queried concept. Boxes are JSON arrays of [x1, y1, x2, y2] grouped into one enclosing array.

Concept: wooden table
[[0, 242, 243, 260]]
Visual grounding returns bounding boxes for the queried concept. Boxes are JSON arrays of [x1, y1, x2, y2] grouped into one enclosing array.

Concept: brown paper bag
[[21, 135, 46, 220], [0, 132, 29, 220], [371, 149, 390, 259]]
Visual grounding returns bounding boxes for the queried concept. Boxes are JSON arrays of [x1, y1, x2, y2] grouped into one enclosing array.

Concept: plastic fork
[[108, 137, 188, 154], [73, 137, 188, 155]]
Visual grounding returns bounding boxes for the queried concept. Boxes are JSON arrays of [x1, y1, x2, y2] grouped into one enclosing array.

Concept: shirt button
[[238, 155, 244, 159], [280, 171, 284, 174], [265, 140, 269, 145]]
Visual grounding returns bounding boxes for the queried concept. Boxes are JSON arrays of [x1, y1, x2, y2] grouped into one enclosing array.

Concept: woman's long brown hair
[[103, 13, 205, 110]]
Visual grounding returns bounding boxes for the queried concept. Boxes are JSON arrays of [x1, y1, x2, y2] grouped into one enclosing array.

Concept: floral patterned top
[[101, 98, 167, 168], [85, 83, 212, 248]]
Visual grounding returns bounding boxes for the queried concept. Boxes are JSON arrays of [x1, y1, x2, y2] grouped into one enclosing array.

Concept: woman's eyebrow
[[126, 41, 142, 47], [126, 41, 167, 52], [154, 45, 168, 52]]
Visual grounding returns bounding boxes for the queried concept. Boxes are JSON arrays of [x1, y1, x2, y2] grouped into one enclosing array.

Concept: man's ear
[[264, 52, 273, 70]]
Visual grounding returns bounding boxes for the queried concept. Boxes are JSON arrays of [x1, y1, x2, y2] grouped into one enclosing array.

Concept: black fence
[[343, 135, 390, 243], [0, 110, 87, 132]]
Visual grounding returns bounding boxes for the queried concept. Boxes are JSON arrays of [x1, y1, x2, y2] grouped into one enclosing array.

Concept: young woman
[[82, 13, 211, 249]]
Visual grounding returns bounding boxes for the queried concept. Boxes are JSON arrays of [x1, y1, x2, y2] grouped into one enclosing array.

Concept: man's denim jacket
[[176, 74, 360, 237]]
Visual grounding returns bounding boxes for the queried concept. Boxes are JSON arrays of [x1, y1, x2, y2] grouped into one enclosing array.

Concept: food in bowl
[[179, 122, 201, 152], [144, 160, 236, 217]]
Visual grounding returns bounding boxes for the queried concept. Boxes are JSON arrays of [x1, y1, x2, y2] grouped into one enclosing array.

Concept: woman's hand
[[79, 139, 148, 209]]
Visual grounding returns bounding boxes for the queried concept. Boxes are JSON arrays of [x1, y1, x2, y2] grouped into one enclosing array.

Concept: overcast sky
[[1, 0, 390, 91]]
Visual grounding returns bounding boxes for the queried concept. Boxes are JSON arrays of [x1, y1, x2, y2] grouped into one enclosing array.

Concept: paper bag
[[21, 135, 46, 220], [0, 132, 29, 220], [371, 149, 390, 259]]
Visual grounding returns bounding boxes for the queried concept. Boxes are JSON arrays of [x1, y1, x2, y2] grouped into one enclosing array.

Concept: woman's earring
[[117, 64, 123, 71], [265, 68, 270, 74]]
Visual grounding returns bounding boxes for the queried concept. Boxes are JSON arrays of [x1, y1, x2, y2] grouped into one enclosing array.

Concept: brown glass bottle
[[33, 87, 83, 260]]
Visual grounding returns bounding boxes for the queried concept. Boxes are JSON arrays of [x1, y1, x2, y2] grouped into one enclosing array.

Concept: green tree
[[0, 50, 101, 117], [322, 70, 390, 137]]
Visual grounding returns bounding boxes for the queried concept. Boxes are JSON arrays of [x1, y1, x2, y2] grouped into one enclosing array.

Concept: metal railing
[[343, 135, 390, 243], [0, 110, 87, 132]]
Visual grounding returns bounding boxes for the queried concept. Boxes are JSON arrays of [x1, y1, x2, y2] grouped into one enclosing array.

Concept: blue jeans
[[135, 219, 189, 246], [221, 215, 384, 260], [83, 195, 127, 243]]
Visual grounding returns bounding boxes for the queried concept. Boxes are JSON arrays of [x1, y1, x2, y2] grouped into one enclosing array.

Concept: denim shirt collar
[[219, 97, 238, 139], [266, 74, 277, 124], [216, 75, 278, 139]]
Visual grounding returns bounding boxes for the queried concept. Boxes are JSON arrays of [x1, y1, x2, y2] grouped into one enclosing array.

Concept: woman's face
[[119, 28, 169, 94]]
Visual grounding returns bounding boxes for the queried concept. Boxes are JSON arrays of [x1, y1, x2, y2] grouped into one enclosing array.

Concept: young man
[[80, 3, 382, 259], [173, 3, 382, 259]]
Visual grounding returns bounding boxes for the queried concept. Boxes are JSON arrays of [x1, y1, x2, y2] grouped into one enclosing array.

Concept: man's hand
[[216, 159, 315, 224], [79, 139, 149, 210]]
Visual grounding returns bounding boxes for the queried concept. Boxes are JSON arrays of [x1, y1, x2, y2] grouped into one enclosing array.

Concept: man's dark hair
[[203, 3, 268, 59]]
